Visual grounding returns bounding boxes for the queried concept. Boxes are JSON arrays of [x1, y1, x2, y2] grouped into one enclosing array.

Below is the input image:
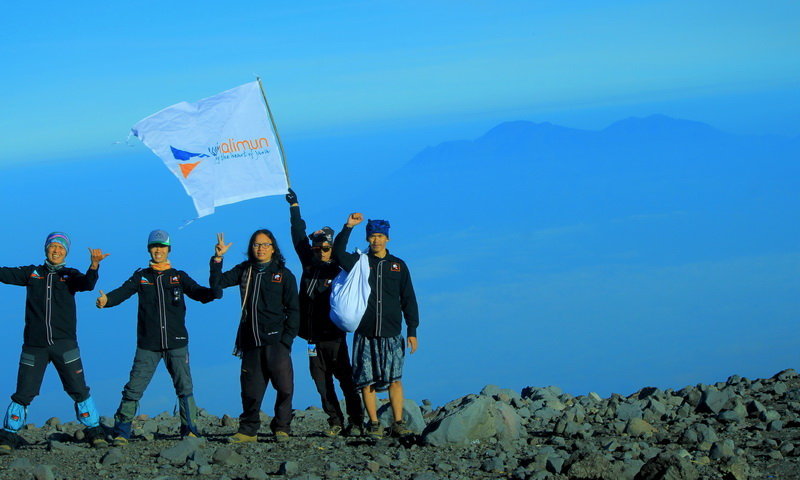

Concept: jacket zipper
[[375, 259, 386, 337], [306, 270, 319, 341], [45, 273, 54, 345], [155, 274, 167, 349], [251, 272, 262, 347]]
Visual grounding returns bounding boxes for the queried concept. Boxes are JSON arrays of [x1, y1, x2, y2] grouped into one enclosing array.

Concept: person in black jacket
[[0, 232, 110, 454], [285, 189, 363, 437], [332, 213, 419, 439], [96, 230, 218, 445], [210, 229, 299, 443]]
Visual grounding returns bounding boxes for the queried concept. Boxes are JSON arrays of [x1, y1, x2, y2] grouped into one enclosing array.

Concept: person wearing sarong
[[332, 213, 419, 439]]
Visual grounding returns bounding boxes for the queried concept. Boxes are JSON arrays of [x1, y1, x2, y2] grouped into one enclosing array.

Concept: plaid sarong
[[352, 333, 405, 391]]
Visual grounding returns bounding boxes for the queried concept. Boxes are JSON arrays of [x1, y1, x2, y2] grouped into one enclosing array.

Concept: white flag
[[131, 81, 288, 217]]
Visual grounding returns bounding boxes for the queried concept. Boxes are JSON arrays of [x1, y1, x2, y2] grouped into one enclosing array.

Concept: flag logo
[[131, 81, 289, 217]]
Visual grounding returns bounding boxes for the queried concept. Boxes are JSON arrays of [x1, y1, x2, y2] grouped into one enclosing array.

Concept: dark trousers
[[239, 343, 294, 436], [12, 340, 90, 406], [115, 347, 197, 433], [309, 338, 363, 426]]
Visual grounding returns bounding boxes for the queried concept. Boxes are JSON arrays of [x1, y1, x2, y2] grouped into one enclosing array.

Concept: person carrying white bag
[[332, 213, 419, 440]]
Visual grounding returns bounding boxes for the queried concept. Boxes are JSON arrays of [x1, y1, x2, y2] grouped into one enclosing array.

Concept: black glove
[[285, 188, 298, 205]]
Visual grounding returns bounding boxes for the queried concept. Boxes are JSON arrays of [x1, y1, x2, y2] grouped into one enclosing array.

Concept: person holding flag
[[333, 214, 419, 440], [285, 189, 363, 437], [0, 233, 110, 453], [210, 229, 299, 443], [96, 230, 218, 445]]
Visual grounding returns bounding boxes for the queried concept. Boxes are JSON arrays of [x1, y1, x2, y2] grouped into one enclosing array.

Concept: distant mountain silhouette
[[358, 115, 798, 259]]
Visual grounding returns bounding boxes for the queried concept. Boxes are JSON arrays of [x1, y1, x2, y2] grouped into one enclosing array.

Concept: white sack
[[330, 252, 371, 332]]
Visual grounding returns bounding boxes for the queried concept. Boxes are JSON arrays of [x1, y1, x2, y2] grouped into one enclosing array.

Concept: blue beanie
[[45, 232, 70, 255], [366, 219, 390, 240]]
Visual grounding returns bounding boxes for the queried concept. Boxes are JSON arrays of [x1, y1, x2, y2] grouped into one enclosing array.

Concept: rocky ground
[[1, 369, 799, 480]]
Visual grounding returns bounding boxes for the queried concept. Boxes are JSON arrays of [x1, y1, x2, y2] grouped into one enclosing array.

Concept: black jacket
[[210, 257, 300, 350], [104, 267, 217, 351], [0, 264, 98, 347], [289, 206, 344, 342], [333, 226, 419, 338]]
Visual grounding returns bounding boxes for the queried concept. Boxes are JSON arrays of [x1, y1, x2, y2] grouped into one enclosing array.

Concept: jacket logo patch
[[170, 275, 180, 284], [325, 279, 332, 287], [140, 276, 153, 285], [391, 263, 401, 272], [272, 273, 283, 283], [30, 270, 42, 279]]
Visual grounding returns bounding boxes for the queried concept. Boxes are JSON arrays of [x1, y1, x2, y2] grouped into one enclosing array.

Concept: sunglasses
[[312, 245, 332, 252]]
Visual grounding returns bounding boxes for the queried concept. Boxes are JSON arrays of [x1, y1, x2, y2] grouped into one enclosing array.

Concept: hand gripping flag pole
[[256, 76, 291, 188]]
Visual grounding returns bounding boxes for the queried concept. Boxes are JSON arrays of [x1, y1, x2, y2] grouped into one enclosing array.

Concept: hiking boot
[[85, 426, 108, 448], [111, 436, 129, 447], [0, 430, 17, 454], [390, 420, 413, 437], [274, 431, 290, 443], [342, 422, 364, 437], [367, 421, 383, 440], [324, 424, 342, 438], [227, 432, 257, 444]]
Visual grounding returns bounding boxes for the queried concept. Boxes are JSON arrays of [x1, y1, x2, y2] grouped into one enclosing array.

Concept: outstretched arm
[[0, 265, 34, 286], [332, 213, 363, 272], [99, 272, 139, 308], [181, 272, 217, 304]]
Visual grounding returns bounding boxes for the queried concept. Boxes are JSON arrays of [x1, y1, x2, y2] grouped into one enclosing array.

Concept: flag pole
[[256, 76, 291, 187]]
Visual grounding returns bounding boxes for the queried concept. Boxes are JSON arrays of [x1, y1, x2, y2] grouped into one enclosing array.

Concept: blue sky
[[1, 1, 799, 165], [0, 1, 798, 425]]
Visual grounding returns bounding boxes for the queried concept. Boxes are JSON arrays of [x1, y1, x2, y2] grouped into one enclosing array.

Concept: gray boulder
[[617, 402, 644, 421], [159, 436, 204, 465], [422, 395, 522, 446], [563, 450, 619, 479], [625, 418, 656, 438], [635, 452, 699, 480], [212, 446, 244, 465], [32, 465, 56, 480], [100, 447, 124, 466], [709, 439, 735, 460], [697, 387, 736, 414]]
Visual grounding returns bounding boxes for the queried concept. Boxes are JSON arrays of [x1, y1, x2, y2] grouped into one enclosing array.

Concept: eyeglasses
[[312, 246, 332, 252], [252, 242, 273, 249]]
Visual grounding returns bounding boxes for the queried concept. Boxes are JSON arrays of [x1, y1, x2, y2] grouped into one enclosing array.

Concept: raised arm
[[287, 189, 313, 267], [209, 233, 243, 290], [67, 248, 109, 292], [0, 265, 34, 286], [332, 213, 363, 272]]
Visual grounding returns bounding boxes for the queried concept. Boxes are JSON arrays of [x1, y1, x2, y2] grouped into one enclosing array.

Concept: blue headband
[[366, 219, 390, 239]]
